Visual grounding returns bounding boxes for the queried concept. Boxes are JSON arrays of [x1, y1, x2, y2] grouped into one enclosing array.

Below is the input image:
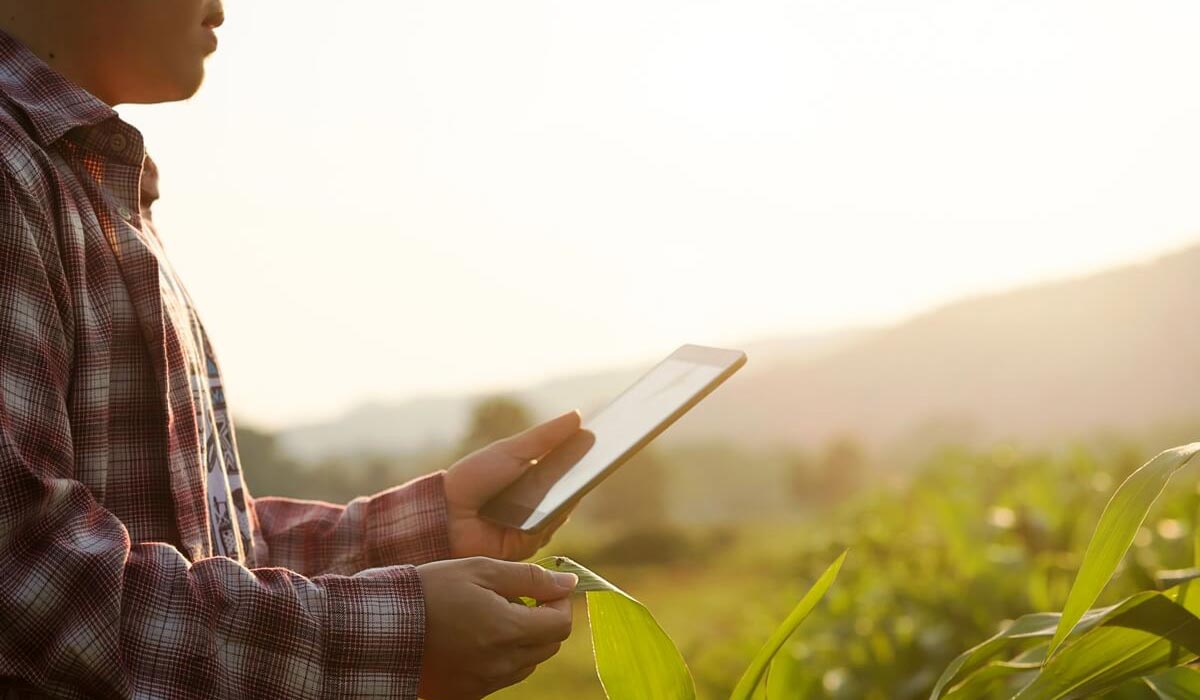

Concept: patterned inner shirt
[[138, 153, 253, 561], [153, 230, 253, 558]]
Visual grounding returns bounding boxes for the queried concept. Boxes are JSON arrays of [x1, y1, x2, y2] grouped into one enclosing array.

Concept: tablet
[[479, 344, 746, 533]]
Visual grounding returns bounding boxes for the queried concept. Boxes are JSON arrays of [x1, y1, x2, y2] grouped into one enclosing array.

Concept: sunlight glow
[[121, 0, 1200, 427]]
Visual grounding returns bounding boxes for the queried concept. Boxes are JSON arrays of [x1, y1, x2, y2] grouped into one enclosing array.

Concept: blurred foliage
[[789, 435, 869, 508], [578, 448, 670, 529], [238, 424, 453, 503], [498, 438, 1200, 699], [238, 401, 1200, 698], [459, 395, 535, 456]]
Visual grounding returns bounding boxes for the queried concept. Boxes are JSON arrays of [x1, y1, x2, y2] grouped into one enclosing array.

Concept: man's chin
[[176, 71, 206, 101], [124, 68, 206, 105], [114, 60, 204, 105]]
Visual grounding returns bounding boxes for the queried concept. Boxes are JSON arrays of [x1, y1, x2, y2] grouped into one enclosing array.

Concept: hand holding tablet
[[480, 345, 746, 533]]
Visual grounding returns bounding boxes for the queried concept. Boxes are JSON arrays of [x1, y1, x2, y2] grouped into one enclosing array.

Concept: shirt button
[[117, 206, 133, 220], [110, 134, 128, 154]]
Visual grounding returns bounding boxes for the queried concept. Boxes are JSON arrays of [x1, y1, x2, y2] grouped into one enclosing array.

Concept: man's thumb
[[480, 560, 578, 601], [497, 410, 582, 462]]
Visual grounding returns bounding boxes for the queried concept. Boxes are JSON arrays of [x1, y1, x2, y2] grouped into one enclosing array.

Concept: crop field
[[495, 441, 1200, 699]]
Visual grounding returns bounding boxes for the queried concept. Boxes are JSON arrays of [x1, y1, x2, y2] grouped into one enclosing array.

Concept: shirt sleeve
[[0, 175, 426, 699], [249, 473, 453, 577]]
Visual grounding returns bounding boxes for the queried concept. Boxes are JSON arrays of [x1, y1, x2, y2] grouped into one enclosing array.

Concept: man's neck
[[0, 5, 117, 105]]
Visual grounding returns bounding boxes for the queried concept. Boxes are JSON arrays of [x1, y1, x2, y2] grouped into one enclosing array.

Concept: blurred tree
[[821, 435, 866, 501], [581, 448, 669, 528], [788, 448, 819, 506], [789, 435, 867, 507], [240, 425, 460, 503], [459, 395, 535, 456], [237, 424, 306, 498], [356, 453, 405, 495]]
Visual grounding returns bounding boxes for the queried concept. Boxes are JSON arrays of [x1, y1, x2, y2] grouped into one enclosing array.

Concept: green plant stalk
[[729, 550, 848, 700], [1047, 444, 1200, 658], [1193, 501, 1200, 569]]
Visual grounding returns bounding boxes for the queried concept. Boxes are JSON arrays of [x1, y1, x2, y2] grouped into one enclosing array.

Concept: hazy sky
[[122, 0, 1200, 428]]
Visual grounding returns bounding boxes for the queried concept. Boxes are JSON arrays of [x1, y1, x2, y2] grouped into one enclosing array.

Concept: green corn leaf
[[729, 550, 848, 700], [538, 556, 696, 700], [931, 613, 1063, 699], [1104, 680, 1164, 700], [942, 645, 1045, 700], [936, 583, 1200, 699], [1194, 502, 1200, 568], [1155, 568, 1200, 590], [931, 596, 1158, 699], [1047, 444, 1200, 659], [1142, 666, 1200, 699], [1015, 586, 1200, 699], [762, 649, 816, 700]]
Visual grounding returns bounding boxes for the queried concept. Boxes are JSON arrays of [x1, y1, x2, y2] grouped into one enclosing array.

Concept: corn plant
[[931, 443, 1200, 698], [535, 552, 847, 699], [530, 443, 1200, 699]]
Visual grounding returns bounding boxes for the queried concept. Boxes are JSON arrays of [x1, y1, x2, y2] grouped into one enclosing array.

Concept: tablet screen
[[489, 349, 741, 530]]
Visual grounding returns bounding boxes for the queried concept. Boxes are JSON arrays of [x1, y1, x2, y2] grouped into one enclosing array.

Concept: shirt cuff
[[321, 565, 425, 699], [364, 472, 451, 568]]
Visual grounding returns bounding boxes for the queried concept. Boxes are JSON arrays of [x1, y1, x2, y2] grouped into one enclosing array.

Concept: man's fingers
[[475, 562, 574, 646], [530, 512, 570, 552], [541, 506, 575, 540], [509, 596, 573, 646], [485, 664, 539, 696], [497, 410, 582, 462], [478, 560, 578, 602], [446, 410, 583, 508], [512, 642, 562, 669]]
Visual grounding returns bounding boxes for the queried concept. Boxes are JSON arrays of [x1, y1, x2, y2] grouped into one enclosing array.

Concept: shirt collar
[[0, 28, 118, 147]]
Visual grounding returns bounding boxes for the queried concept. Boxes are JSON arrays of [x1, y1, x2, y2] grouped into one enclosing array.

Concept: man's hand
[[444, 410, 582, 560], [417, 557, 577, 700]]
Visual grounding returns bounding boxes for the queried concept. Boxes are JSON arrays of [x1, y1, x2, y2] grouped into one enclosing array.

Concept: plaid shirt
[[0, 30, 450, 698]]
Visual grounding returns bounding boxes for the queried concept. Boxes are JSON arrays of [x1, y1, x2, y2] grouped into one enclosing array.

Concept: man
[[0, 1, 580, 698]]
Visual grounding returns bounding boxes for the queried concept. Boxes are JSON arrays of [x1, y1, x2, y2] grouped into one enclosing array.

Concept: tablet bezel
[[480, 344, 747, 533]]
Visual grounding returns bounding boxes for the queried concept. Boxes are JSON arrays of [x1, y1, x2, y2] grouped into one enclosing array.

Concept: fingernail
[[552, 571, 578, 590]]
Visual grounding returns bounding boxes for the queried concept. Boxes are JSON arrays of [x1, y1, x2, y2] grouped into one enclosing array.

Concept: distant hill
[[674, 243, 1200, 448], [278, 330, 870, 461], [280, 243, 1200, 461]]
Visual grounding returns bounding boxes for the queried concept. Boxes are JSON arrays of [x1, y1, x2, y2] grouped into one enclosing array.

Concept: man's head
[[0, 0, 224, 105]]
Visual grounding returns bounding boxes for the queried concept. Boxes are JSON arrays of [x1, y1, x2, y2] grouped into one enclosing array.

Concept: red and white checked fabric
[[0, 30, 450, 698]]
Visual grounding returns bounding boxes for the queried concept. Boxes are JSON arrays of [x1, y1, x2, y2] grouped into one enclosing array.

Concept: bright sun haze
[[121, 0, 1200, 428]]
